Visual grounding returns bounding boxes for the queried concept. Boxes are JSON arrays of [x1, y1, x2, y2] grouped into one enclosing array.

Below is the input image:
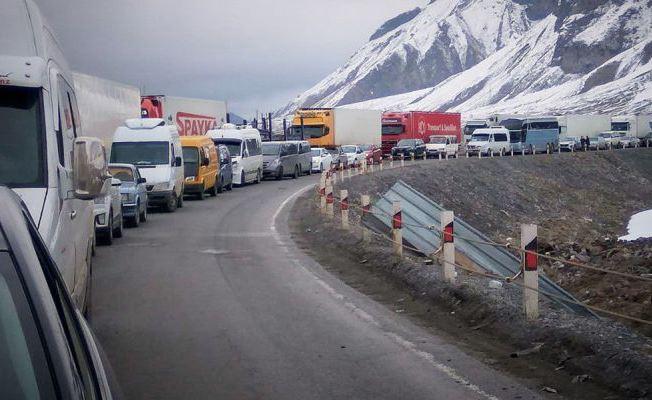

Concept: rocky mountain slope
[[277, 0, 652, 117]]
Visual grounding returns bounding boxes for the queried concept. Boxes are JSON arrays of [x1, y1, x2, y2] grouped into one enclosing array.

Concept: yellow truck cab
[[180, 136, 219, 200], [290, 109, 334, 147], [290, 108, 381, 149]]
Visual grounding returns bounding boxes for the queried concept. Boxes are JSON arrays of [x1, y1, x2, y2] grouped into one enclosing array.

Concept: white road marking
[[270, 183, 316, 232], [200, 249, 230, 255]]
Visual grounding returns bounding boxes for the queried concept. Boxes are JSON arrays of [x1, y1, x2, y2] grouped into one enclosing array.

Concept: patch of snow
[[619, 210, 652, 241]]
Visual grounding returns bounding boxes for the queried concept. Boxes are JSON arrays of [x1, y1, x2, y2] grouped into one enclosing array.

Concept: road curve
[[90, 176, 541, 400]]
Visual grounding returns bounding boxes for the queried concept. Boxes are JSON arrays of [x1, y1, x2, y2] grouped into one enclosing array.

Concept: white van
[[111, 118, 185, 212], [466, 127, 511, 156], [0, 0, 108, 310], [207, 124, 262, 185]]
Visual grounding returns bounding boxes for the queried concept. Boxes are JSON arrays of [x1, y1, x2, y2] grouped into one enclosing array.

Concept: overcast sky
[[35, 0, 423, 117]]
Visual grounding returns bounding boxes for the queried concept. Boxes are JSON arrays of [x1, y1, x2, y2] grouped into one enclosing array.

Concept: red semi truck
[[381, 111, 461, 154]]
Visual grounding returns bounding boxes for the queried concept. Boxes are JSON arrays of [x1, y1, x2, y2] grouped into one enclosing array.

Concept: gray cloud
[[35, 0, 423, 117]]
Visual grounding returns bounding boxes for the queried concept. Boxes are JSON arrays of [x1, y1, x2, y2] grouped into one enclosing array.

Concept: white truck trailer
[[333, 108, 382, 146], [141, 95, 228, 136], [611, 115, 652, 137], [73, 72, 141, 152], [558, 114, 611, 138]]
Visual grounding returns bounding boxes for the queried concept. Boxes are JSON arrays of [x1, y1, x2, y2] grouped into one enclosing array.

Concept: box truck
[[1, 0, 110, 310], [141, 95, 228, 136], [611, 115, 652, 137], [381, 111, 461, 154], [73, 72, 141, 152], [290, 108, 381, 149], [557, 114, 611, 139]]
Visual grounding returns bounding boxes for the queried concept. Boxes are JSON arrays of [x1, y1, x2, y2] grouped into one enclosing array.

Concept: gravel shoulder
[[290, 149, 652, 399]]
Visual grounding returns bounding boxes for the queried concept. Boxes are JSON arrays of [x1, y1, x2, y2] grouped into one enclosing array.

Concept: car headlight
[[152, 182, 170, 191]]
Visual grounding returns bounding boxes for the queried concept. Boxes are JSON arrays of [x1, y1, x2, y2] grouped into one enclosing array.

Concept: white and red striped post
[[369, 160, 374, 173], [361, 194, 370, 242], [389, 155, 394, 168], [325, 182, 334, 218], [400, 154, 405, 167], [340, 189, 349, 230], [411, 152, 415, 162], [521, 223, 539, 320], [439, 152, 442, 160], [319, 173, 326, 211], [422, 152, 427, 161], [339, 164, 344, 181], [511, 147, 514, 156], [441, 211, 455, 283], [532, 145, 536, 156], [392, 201, 403, 256]]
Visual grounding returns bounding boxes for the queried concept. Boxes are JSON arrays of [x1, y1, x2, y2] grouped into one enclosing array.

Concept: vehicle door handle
[[70, 210, 77, 220]]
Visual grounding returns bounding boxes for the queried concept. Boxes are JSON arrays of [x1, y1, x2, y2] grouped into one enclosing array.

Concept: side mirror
[[201, 157, 210, 166], [111, 178, 121, 187], [175, 156, 182, 167], [73, 137, 109, 200], [137, 177, 147, 184]]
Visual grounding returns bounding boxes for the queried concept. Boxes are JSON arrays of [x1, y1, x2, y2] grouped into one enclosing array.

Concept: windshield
[[111, 142, 169, 165], [341, 145, 357, 154], [290, 125, 326, 139], [382, 125, 404, 135], [0, 87, 46, 188], [262, 143, 282, 156], [429, 136, 446, 144], [215, 139, 242, 157], [108, 167, 134, 182], [611, 122, 629, 131], [463, 124, 486, 136], [470, 134, 489, 142], [397, 139, 415, 147], [526, 121, 559, 130], [182, 147, 199, 163]]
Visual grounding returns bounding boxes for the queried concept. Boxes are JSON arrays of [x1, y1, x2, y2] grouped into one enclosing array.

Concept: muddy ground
[[290, 149, 652, 399]]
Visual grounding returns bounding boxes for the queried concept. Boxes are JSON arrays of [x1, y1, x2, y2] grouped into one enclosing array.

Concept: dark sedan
[[0, 186, 121, 399], [391, 138, 426, 159]]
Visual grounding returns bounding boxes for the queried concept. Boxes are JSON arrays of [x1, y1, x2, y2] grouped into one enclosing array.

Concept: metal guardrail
[[369, 180, 596, 317]]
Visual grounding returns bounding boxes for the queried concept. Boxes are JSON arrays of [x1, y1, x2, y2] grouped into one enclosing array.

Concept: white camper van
[[111, 118, 185, 212], [0, 0, 109, 309], [207, 124, 263, 186]]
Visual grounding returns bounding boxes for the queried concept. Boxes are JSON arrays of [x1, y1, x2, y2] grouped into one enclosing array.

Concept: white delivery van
[[0, 0, 109, 310], [466, 127, 511, 156], [111, 118, 185, 212], [207, 124, 262, 185]]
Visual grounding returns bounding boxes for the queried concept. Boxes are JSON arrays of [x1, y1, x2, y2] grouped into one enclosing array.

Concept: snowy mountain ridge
[[277, 0, 652, 117]]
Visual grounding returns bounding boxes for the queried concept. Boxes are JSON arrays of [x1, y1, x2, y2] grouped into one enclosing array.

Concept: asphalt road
[[91, 175, 542, 400]]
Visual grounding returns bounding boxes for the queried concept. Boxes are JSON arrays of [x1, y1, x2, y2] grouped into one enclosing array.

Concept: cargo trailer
[[141, 95, 228, 136], [381, 111, 461, 154]]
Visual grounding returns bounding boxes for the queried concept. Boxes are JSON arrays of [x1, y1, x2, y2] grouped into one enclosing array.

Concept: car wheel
[[131, 203, 141, 227], [140, 201, 148, 222], [177, 189, 184, 208], [102, 210, 114, 245], [500, 148, 505, 156], [255, 169, 262, 184], [113, 211, 123, 238], [240, 171, 246, 186], [276, 166, 284, 180], [293, 165, 299, 179], [165, 193, 178, 213]]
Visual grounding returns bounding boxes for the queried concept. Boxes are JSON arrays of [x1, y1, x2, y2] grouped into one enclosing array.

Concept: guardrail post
[[340, 189, 349, 230], [422, 152, 427, 161], [466, 151, 469, 158], [532, 145, 536, 155], [511, 147, 514, 156], [521, 147, 525, 156], [369, 160, 374, 173], [441, 210, 455, 283], [445, 151, 449, 160], [411, 152, 415, 162], [339, 165, 344, 181], [379, 159, 384, 171], [326, 182, 334, 218], [521, 223, 539, 320], [392, 201, 402, 256], [389, 155, 394, 168], [347, 165, 352, 179], [490, 149, 494, 158], [400, 154, 405, 167], [361, 194, 370, 242]]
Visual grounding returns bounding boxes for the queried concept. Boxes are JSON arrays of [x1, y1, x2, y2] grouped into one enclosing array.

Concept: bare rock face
[[277, 0, 651, 117]]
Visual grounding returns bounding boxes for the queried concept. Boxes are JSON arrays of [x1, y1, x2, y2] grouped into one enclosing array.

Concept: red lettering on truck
[[175, 112, 217, 136]]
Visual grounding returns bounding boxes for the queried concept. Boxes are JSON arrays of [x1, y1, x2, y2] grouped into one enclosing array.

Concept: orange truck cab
[[180, 136, 219, 199]]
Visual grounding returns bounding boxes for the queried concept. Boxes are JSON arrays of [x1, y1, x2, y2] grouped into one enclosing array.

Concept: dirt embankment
[[290, 149, 652, 398], [339, 150, 652, 334]]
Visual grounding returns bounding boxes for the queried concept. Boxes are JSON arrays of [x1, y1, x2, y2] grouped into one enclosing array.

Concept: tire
[[113, 212, 123, 238], [240, 171, 246, 186], [177, 189, 184, 208], [227, 181, 233, 191], [130, 205, 140, 227], [165, 193, 178, 213], [276, 167, 283, 180], [197, 187, 205, 200], [293, 165, 299, 179], [255, 169, 262, 184], [500, 148, 505, 156], [140, 201, 148, 222], [209, 180, 218, 197], [217, 177, 224, 193], [102, 211, 114, 245]]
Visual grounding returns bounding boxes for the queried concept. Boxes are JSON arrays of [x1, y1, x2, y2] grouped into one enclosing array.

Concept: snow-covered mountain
[[277, 0, 652, 117]]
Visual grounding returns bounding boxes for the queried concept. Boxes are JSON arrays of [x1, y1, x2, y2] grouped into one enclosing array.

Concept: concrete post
[[422, 152, 427, 161], [411, 152, 415, 162], [521, 223, 539, 320], [340, 189, 349, 230], [478, 151, 482, 159], [379, 160, 383, 171], [400, 154, 405, 167], [361, 194, 370, 242], [439, 152, 442, 160], [339, 166, 344, 181], [511, 148, 514, 156], [532, 145, 536, 155], [325, 183, 334, 218], [521, 147, 525, 156], [441, 210, 455, 283], [392, 201, 402, 256]]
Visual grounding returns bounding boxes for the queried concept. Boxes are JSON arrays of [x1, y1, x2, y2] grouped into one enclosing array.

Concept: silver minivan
[[262, 142, 302, 180]]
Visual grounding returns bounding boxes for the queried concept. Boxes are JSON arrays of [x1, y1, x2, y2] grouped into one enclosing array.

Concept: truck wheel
[[165, 193, 178, 213], [293, 165, 299, 179], [197, 188, 205, 200], [140, 202, 148, 222], [113, 212, 123, 238]]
